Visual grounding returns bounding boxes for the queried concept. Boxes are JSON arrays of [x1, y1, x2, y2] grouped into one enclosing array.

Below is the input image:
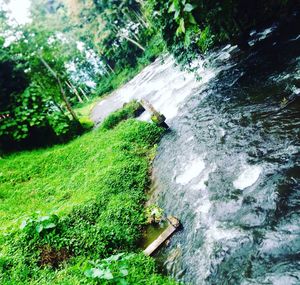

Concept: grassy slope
[[0, 121, 148, 231], [0, 116, 176, 284], [75, 97, 101, 119]]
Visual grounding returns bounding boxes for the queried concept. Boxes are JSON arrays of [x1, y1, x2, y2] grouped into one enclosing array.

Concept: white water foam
[[120, 57, 202, 121], [91, 54, 226, 124], [186, 136, 194, 142], [190, 222, 250, 282], [248, 25, 277, 46], [233, 165, 262, 190], [191, 164, 217, 190], [197, 199, 212, 214], [176, 158, 206, 185], [219, 127, 226, 138], [291, 86, 300, 95], [207, 223, 245, 241]]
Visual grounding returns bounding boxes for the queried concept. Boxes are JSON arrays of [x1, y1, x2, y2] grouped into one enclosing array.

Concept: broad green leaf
[[118, 279, 128, 285], [120, 269, 128, 276], [37, 216, 50, 222], [20, 220, 27, 229], [43, 223, 56, 229], [184, 3, 195, 12], [84, 269, 94, 278], [102, 269, 114, 280], [180, 18, 186, 34], [92, 268, 105, 278], [188, 14, 197, 24], [173, 0, 180, 10], [21, 126, 28, 132], [184, 32, 191, 47], [174, 9, 180, 20], [36, 224, 44, 233], [168, 3, 176, 13]]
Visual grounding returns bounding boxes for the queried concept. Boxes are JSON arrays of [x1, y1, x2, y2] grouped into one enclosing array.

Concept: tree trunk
[[106, 62, 115, 73], [38, 55, 79, 122], [111, 24, 145, 52], [66, 80, 84, 103], [122, 35, 145, 51], [79, 87, 89, 101]]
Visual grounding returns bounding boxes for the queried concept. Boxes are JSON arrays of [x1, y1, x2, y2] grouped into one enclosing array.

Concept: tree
[[0, 8, 81, 147], [29, 0, 103, 95], [146, 0, 298, 65]]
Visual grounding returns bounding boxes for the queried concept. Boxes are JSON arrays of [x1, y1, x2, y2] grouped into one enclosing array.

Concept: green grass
[[0, 119, 161, 231], [101, 101, 145, 130], [0, 113, 177, 284], [74, 97, 101, 119]]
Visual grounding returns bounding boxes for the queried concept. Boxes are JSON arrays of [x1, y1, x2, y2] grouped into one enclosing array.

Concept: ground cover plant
[[101, 101, 145, 131], [0, 111, 176, 284]]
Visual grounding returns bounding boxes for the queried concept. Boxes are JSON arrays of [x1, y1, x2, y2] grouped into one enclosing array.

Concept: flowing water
[[91, 16, 300, 285]]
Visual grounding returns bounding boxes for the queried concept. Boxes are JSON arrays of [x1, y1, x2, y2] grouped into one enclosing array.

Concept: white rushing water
[[176, 157, 206, 185], [91, 23, 300, 284], [233, 165, 262, 190], [91, 49, 234, 125], [91, 56, 201, 124]]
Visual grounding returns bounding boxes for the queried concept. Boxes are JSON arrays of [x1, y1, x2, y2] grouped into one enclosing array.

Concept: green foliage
[[0, 111, 171, 283], [147, 0, 297, 65], [137, 32, 167, 66], [0, 0, 166, 147], [0, 23, 83, 149], [197, 26, 215, 53], [146, 205, 164, 224], [101, 101, 144, 130], [168, 0, 197, 38], [93, 0, 151, 70], [85, 253, 132, 283], [20, 213, 59, 235], [79, 117, 94, 131], [0, 80, 72, 143], [145, 0, 202, 66], [58, 0, 165, 100], [85, 253, 177, 285]]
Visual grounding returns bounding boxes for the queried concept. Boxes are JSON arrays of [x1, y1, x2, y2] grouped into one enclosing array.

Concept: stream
[[91, 16, 300, 285]]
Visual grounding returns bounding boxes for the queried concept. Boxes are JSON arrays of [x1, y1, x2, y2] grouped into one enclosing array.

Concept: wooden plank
[[143, 216, 180, 256], [140, 99, 169, 129], [140, 100, 164, 120]]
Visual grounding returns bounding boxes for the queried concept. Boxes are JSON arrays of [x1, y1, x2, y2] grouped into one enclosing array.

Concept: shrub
[[79, 117, 94, 131], [85, 253, 178, 285]]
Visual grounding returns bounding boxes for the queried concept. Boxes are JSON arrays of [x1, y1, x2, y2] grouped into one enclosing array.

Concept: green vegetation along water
[[0, 113, 177, 284]]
